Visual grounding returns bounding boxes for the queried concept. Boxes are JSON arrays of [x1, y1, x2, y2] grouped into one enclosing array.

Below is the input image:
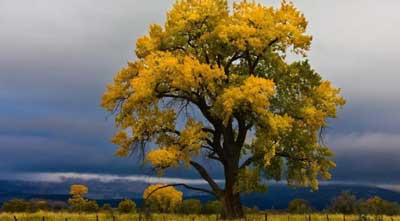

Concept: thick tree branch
[[224, 52, 244, 75], [245, 49, 253, 74], [202, 146, 223, 162], [155, 81, 227, 171], [235, 117, 248, 146], [202, 127, 215, 134], [190, 160, 222, 195]]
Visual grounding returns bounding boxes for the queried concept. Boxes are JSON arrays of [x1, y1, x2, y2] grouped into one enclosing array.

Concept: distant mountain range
[[1, 179, 399, 210]]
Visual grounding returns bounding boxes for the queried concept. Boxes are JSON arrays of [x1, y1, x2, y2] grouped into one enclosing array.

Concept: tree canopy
[[143, 184, 183, 213], [69, 185, 88, 198], [288, 199, 312, 214], [68, 184, 90, 212], [118, 199, 137, 213], [102, 0, 345, 218], [328, 191, 358, 214]]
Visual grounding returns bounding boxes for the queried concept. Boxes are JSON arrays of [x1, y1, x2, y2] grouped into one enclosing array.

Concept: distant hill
[[1, 179, 399, 210], [239, 185, 400, 210], [183, 185, 400, 210]]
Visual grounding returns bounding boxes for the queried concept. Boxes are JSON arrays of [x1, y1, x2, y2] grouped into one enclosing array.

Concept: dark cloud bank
[[1, 0, 400, 185]]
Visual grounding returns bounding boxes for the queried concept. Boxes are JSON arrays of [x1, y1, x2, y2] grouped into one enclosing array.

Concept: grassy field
[[0, 212, 399, 221]]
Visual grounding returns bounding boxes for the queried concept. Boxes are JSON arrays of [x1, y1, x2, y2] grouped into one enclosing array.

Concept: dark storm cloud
[[0, 117, 112, 144], [0, 0, 171, 174], [328, 133, 400, 183], [0, 0, 400, 185], [0, 0, 171, 112]]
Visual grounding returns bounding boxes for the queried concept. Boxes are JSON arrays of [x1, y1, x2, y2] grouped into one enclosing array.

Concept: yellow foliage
[[302, 81, 346, 129], [146, 119, 207, 174], [70, 184, 88, 198], [68, 184, 89, 211], [143, 184, 183, 212], [216, 1, 311, 55], [146, 148, 181, 173], [235, 166, 266, 194], [166, 0, 228, 37], [214, 76, 275, 124], [101, 0, 345, 194]]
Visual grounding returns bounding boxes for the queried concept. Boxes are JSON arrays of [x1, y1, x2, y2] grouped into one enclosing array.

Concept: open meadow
[[0, 213, 399, 221]]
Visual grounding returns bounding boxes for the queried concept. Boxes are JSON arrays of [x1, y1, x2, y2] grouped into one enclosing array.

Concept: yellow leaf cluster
[[166, 0, 228, 35], [70, 184, 88, 198], [136, 24, 164, 58], [143, 184, 183, 212], [216, 1, 311, 54], [302, 81, 346, 129], [146, 119, 207, 174], [111, 108, 176, 157], [215, 76, 275, 124], [126, 51, 226, 106], [287, 160, 330, 190], [146, 148, 182, 172], [101, 62, 139, 112]]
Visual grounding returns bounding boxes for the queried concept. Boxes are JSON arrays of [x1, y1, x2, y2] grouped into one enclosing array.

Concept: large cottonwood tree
[[102, 0, 345, 218]]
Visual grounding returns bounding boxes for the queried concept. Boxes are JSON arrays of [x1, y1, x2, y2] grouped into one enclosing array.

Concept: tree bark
[[220, 192, 244, 219], [219, 143, 244, 220]]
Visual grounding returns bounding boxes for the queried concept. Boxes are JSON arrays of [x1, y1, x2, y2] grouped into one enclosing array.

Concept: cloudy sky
[[1, 0, 400, 185]]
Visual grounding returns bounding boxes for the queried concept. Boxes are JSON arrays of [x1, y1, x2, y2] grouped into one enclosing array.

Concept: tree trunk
[[220, 192, 244, 219], [220, 150, 244, 220]]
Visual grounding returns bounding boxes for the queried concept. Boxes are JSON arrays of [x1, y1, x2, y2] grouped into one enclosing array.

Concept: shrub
[[118, 199, 136, 213], [2, 199, 31, 212], [328, 191, 358, 214], [83, 200, 99, 213], [143, 184, 183, 213], [101, 203, 113, 212], [201, 200, 222, 214], [178, 199, 202, 214], [288, 199, 312, 214]]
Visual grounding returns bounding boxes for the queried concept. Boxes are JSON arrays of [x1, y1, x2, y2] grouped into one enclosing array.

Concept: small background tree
[[83, 200, 99, 213], [68, 184, 89, 212], [358, 196, 400, 216], [1, 199, 31, 213], [328, 191, 358, 214], [288, 199, 312, 214], [178, 199, 202, 214], [201, 200, 223, 215], [33, 200, 50, 211], [101, 203, 113, 213], [143, 184, 183, 213], [118, 199, 136, 213], [50, 201, 68, 212]]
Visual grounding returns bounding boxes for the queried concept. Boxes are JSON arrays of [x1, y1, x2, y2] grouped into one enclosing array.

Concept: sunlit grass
[[0, 212, 399, 221]]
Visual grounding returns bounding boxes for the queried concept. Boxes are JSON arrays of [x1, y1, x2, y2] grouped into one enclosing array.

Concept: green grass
[[0, 212, 399, 221]]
